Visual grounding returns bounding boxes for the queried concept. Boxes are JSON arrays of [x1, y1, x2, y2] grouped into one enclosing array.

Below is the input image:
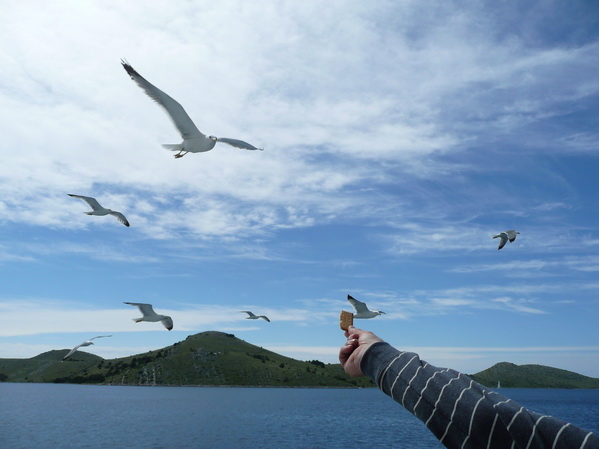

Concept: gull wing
[[89, 335, 112, 341], [109, 211, 130, 227], [63, 335, 112, 360], [217, 138, 263, 151], [161, 316, 174, 331], [347, 295, 370, 313], [121, 60, 203, 141], [68, 194, 103, 211], [62, 344, 84, 360], [506, 230, 518, 242], [240, 310, 257, 318], [493, 232, 508, 250], [124, 302, 158, 318], [259, 316, 271, 322]]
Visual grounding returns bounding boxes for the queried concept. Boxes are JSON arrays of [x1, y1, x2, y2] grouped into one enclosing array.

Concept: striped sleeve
[[360, 342, 599, 449]]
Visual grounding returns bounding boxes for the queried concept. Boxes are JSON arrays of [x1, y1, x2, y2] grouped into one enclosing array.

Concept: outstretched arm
[[339, 326, 598, 449]]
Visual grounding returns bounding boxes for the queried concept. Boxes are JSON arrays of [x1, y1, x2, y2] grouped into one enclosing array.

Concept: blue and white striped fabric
[[361, 342, 599, 449]]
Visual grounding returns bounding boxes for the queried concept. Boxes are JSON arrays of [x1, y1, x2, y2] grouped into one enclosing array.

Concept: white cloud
[[381, 223, 491, 255], [425, 295, 546, 315], [0, 299, 332, 338], [1, 1, 596, 246], [491, 297, 545, 314], [451, 255, 599, 275], [0, 245, 35, 263]]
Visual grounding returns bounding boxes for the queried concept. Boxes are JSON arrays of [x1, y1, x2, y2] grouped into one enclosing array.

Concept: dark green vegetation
[[0, 331, 373, 387], [2, 333, 598, 388], [470, 362, 599, 389]]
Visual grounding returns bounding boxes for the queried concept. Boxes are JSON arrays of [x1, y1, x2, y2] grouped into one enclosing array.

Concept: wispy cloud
[[380, 223, 491, 255], [0, 245, 35, 263], [18, 240, 160, 264], [451, 255, 599, 274], [304, 288, 550, 319], [0, 299, 330, 338]]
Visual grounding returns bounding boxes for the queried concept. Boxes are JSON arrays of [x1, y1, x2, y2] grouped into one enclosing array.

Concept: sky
[[1, 0, 599, 377]]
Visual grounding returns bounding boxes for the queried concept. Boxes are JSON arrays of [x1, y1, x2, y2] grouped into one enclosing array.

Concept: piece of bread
[[339, 310, 354, 330]]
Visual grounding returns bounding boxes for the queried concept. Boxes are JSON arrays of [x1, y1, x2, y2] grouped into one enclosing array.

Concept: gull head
[[374, 310, 385, 316], [209, 136, 218, 142]]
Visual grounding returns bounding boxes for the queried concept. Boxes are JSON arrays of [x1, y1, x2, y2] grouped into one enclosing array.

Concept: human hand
[[339, 326, 383, 377]]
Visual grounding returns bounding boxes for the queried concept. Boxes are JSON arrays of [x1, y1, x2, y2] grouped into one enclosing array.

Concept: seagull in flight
[[240, 311, 270, 322], [493, 230, 520, 250], [68, 194, 130, 227], [347, 295, 385, 319], [121, 60, 263, 158], [62, 335, 112, 361], [124, 302, 173, 330]]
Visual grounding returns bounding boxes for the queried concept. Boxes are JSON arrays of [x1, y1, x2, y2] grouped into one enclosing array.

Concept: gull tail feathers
[[161, 144, 183, 152]]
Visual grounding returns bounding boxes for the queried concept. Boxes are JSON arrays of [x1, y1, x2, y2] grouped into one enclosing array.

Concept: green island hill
[[1, 331, 598, 389]]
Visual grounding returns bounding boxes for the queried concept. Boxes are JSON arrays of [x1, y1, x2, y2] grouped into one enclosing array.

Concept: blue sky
[[1, 1, 599, 377]]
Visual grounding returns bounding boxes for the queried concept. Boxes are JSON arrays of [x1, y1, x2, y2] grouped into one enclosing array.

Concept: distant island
[[1, 331, 598, 389], [469, 361, 599, 389]]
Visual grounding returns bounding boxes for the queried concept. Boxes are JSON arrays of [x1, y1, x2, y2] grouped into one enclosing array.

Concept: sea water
[[1, 384, 597, 449]]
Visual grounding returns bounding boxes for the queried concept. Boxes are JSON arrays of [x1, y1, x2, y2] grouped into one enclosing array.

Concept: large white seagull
[[347, 295, 386, 319], [68, 194, 130, 227], [121, 60, 263, 158], [124, 302, 174, 331]]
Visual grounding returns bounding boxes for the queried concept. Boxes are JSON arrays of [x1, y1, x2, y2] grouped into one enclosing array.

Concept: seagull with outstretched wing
[[240, 310, 270, 322], [121, 60, 263, 158], [124, 302, 173, 330], [347, 295, 385, 319], [68, 194, 130, 227], [493, 230, 520, 250], [62, 335, 112, 361]]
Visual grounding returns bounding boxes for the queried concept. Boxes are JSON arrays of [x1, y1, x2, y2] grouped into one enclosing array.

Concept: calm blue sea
[[1, 384, 598, 449]]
